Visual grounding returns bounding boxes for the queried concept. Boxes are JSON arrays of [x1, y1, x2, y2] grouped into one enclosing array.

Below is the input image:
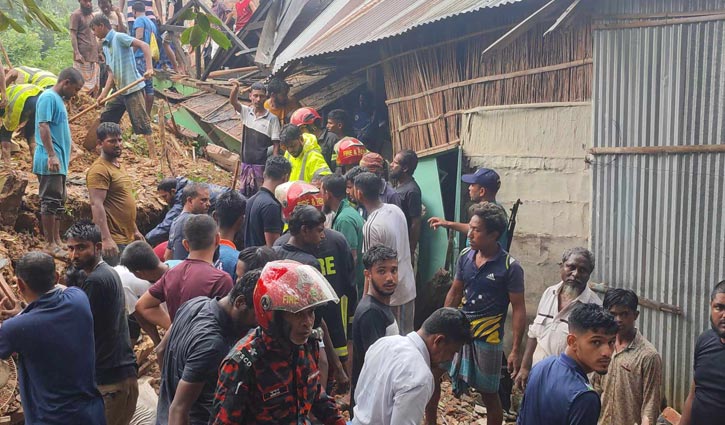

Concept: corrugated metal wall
[[591, 0, 725, 409]]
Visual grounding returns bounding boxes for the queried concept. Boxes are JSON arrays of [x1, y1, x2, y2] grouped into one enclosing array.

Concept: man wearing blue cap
[[428, 168, 508, 247]]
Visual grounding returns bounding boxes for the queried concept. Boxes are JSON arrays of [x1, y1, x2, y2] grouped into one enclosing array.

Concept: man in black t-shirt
[[156, 270, 259, 425], [390, 149, 422, 264], [681, 280, 725, 425], [277, 227, 356, 365], [273, 205, 352, 395], [350, 245, 400, 413], [244, 156, 290, 248], [65, 220, 138, 425]]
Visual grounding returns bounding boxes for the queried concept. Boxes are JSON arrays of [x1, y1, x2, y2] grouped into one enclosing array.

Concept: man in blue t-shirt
[[213, 189, 245, 281], [33, 68, 84, 256], [131, 1, 157, 113], [0, 252, 106, 424], [518, 303, 617, 425]]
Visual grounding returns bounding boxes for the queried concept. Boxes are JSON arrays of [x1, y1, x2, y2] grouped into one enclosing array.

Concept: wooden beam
[[593, 13, 725, 30], [544, 0, 582, 36], [166, 0, 195, 25], [158, 24, 186, 33], [385, 59, 593, 105], [255, 0, 281, 65], [589, 145, 725, 155], [482, 0, 564, 57], [208, 66, 259, 78], [234, 47, 258, 57], [594, 9, 725, 20], [414, 141, 460, 158], [589, 282, 683, 316], [243, 20, 266, 31]]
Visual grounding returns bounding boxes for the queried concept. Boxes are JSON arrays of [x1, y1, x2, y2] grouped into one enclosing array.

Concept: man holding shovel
[[90, 14, 157, 160]]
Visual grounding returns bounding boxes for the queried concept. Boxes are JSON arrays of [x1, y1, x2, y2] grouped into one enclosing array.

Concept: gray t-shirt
[[157, 297, 236, 425], [362, 204, 415, 306]]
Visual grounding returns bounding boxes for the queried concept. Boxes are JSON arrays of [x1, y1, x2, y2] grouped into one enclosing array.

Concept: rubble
[[0, 94, 232, 422], [0, 171, 27, 228]]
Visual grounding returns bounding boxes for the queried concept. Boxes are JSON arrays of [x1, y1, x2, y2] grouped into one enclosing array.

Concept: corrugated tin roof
[[273, 0, 524, 72]]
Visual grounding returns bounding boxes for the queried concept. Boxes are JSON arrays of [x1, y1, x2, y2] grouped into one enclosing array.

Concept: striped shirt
[[126, 0, 157, 29]]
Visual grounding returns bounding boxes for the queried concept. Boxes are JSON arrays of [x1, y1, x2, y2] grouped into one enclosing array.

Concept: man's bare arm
[[135, 291, 171, 330]]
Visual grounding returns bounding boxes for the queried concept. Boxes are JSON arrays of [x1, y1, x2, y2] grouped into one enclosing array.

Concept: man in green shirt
[[321, 174, 365, 300]]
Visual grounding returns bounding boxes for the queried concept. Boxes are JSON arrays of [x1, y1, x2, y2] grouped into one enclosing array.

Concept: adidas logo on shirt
[[486, 273, 496, 281]]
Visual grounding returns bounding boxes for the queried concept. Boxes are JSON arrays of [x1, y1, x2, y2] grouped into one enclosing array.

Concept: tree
[[0, 0, 64, 33], [178, 10, 232, 51]]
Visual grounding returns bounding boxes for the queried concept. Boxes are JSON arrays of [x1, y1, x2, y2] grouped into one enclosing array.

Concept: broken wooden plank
[[205, 144, 240, 172]]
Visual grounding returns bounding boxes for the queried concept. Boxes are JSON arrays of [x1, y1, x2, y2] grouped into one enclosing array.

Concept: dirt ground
[[0, 96, 508, 423]]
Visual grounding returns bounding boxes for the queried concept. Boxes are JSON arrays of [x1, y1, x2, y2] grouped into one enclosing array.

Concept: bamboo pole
[[589, 145, 725, 155], [208, 66, 258, 78], [0, 40, 11, 69], [589, 282, 683, 316], [386, 59, 593, 106]]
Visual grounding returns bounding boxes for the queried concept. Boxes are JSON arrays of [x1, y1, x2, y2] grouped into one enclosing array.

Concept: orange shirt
[[264, 97, 301, 125]]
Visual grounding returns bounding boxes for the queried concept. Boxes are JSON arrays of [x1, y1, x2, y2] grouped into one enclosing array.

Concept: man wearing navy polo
[[518, 302, 617, 425], [0, 252, 106, 424], [429, 202, 526, 425]]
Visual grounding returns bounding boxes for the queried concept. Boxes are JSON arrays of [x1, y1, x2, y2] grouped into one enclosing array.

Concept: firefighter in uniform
[[333, 136, 367, 174], [0, 83, 43, 164], [281, 107, 331, 183], [210, 260, 346, 425]]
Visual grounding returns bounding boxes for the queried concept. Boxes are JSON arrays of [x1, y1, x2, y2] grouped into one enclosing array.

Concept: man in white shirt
[[354, 171, 416, 334], [514, 247, 601, 390], [352, 307, 472, 425], [119, 240, 180, 345]]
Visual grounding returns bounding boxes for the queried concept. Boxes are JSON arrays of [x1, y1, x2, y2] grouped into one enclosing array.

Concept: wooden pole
[[70, 77, 146, 123], [158, 107, 167, 172], [230, 159, 240, 190], [208, 66, 258, 78], [589, 145, 725, 155], [0, 40, 12, 69], [589, 282, 683, 315]]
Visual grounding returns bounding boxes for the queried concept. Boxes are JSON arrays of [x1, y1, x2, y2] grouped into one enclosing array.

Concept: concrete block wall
[[460, 103, 593, 349]]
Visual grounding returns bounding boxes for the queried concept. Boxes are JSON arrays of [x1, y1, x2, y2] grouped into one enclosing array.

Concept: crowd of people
[[0, 2, 723, 425]]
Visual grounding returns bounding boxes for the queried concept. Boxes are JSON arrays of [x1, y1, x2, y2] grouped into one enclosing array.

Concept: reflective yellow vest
[[16, 66, 57, 89], [284, 133, 332, 183], [2, 84, 43, 131]]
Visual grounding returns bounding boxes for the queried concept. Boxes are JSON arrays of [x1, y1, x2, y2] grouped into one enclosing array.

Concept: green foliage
[[0, 0, 64, 33], [179, 11, 231, 51], [0, 20, 72, 72], [0, 29, 43, 65]]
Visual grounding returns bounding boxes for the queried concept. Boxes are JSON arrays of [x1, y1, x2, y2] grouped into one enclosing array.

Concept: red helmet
[[334, 137, 367, 166], [290, 107, 321, 127], [253, 260, 339, 331], [274, 181, 324, 219]]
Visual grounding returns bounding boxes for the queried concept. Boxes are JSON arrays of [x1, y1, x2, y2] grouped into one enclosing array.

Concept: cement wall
[[460, 103, 593, 342]]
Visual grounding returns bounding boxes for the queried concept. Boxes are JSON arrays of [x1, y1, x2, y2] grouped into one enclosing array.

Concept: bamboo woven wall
[[381, 19, 593, 154]]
